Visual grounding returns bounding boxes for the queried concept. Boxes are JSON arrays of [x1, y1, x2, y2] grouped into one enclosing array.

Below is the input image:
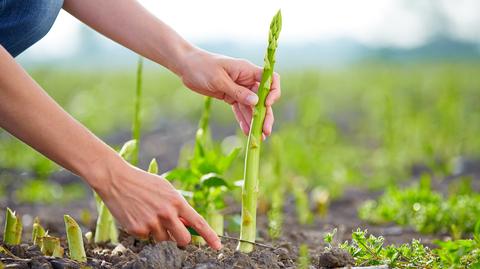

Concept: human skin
[[0, 0, 281, 250]]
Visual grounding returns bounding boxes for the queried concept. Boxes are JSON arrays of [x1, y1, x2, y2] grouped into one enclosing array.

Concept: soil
[[1, 123, 480, 268]]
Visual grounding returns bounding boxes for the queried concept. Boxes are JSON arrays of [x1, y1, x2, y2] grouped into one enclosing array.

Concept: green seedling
[[359, 174, 480, 237], [41, 235, 64, 258], [64, 215, 87, 263], [94, 194, 118, 244], [292, 178, 314, 225], [3, 208, 22, 245], [297, 244, 311, 269], [164, 97, 240, 243], [237, 9, 282, 253], [132, 57, 143, 166], [267, 136, 286, 240], [148, 158, 158, 174], [32, 217, 46, 246]]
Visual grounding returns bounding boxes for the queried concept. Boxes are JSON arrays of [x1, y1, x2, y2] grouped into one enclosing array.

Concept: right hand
[[89, 155, 221, 250]]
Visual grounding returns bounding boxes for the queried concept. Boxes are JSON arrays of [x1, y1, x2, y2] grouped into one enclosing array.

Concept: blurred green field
[[1, 61, 479, 197]]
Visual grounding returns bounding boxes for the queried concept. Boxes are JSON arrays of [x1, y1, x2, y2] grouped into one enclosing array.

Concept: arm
[[0, 45, 221, 249], [63, 0, 281, 136]]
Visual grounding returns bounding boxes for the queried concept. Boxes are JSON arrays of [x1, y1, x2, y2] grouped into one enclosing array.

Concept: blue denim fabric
[[0, 0, 64, 57]]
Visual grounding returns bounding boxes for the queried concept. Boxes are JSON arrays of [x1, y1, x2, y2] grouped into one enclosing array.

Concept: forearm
[[0, 46, 121, 190], [63, 0, 194, 75]]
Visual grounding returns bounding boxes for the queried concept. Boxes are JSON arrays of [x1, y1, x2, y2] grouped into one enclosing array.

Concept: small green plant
[[359, 174, 480, 237], [324, 228, 480, 268], [64, 215, 87, 263], [148, 158, 158, 174], [32, 217, 46, 246], [297, 244, 311, 269], [131, 56, 144, 166], [238, 9, 282, 253], [3, 208, 22, 245], [41, 235, 64, 258], [164, 97, 240, 242]]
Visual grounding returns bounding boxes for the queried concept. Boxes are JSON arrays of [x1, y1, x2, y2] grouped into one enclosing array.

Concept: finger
[[223, 78, 258, 106], [238, 104, 253, 132], [151, 225, 170, 242], [250, 82, 260, 93], [263, 106, 274, 136], [266, 72, 281, 106], [180, 205, 221, 250], [232, 103, 249, 135], [165, 218, 192, 247]]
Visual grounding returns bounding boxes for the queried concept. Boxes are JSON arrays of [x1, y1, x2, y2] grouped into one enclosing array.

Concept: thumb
[[223, 79, 258, 106]]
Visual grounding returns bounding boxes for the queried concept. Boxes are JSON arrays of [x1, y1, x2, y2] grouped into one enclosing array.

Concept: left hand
[[179, 49, 281, 137]]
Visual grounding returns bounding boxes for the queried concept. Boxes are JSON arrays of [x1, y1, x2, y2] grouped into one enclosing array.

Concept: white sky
[[26, 0, 480, 58]]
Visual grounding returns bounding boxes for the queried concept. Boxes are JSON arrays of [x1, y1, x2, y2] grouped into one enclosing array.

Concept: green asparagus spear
[[32, 217, 46, 246], [3, 208, 21, 245], [148, 158, 159, 174], [237, 9, 282, 253], [64, 215, 87, 262]]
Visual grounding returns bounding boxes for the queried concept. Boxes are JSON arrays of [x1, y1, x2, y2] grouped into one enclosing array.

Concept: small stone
[[112, 244, 127, 255]]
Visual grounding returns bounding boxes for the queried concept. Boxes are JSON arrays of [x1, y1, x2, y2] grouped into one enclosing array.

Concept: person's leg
[[0, 0, 64, 57]]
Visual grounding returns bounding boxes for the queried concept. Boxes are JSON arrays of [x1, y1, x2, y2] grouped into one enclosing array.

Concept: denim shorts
[[0, 0, 64, 57]]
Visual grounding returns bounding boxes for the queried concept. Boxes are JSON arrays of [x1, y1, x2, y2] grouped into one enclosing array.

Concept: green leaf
[[200, 173, 230, 188]]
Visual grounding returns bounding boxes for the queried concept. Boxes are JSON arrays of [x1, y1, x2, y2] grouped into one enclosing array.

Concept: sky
[[22, 0, 480, 59]]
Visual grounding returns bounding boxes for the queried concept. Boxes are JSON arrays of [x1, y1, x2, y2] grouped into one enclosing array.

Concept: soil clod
[[317, 247, 354, 268]]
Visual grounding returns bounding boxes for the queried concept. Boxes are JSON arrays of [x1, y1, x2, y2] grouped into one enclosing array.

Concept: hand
[[179, 49, 281, 137], [91, 155, 222, 250]]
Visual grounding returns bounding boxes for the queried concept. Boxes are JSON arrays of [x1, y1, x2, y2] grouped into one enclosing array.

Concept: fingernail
[[246, 94, 258, 106]]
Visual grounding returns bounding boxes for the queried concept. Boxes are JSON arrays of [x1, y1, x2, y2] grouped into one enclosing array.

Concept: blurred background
[[1, 0, 480, 231]]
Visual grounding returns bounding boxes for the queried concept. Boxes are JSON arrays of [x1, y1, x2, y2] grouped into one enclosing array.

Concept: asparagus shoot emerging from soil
[[132, 57, 144, 166], [3, 208, 22, 245], [148, 158, 159, 174], [41, 235, 64, 258], [64, 215, 87, 263], [32, 217, 46, 246], [237, 9, 282, 253]]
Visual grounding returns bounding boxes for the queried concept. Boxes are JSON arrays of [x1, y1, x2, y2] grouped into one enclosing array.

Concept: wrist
[[171, 44, 200, 77], [79, 148, 127, 196]]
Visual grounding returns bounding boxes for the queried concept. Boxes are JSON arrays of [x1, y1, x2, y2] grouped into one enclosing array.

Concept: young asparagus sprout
[[32, 217, 46, 246], [119, 139, 137, 160], [3, 208, 22, 245], [94, 201, 118, 244], [64, 215, 87, 263], [132, 57, 144, 166], [298, 244, 311, 269], [148, 158, 158, 174], [41, 235, 64, 258], [237, 9, 282, 253]]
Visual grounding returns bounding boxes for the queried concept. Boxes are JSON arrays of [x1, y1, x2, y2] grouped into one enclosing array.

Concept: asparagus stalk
[[237, 10, 282, 253], [194, 97, 212, 158], [32, 217, 46, 246], [132, 57, 144, 166], [64, 215, 87, 263], [148, 158, 158, 174], [41, 235, 64, 258], [3, 208, 21, 245]]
